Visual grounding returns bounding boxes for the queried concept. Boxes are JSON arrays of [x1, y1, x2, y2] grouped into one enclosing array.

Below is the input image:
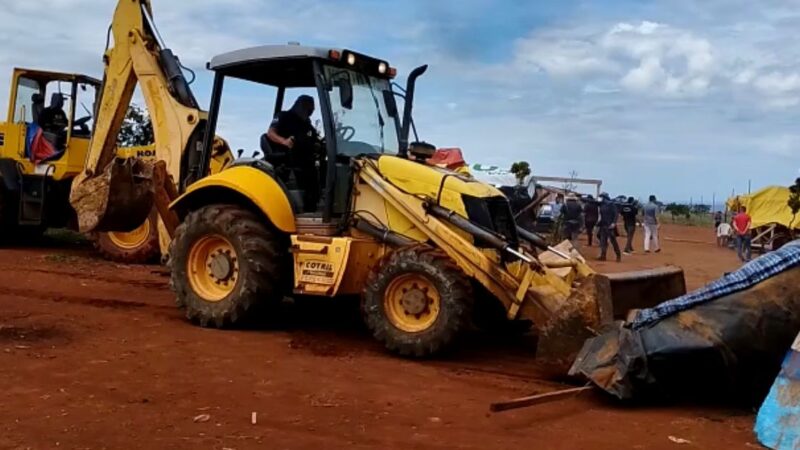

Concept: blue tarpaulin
[[755, 333, 800, 450]]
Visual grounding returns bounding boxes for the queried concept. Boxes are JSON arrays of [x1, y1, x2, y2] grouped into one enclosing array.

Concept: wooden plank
[[489, 386, 593, 413]]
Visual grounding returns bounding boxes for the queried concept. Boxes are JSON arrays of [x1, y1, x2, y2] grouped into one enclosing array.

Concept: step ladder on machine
[[15, 163, 54, 226]]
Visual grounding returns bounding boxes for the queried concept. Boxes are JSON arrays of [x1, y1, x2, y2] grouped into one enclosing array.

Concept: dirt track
[[0, 224, 758, 449]]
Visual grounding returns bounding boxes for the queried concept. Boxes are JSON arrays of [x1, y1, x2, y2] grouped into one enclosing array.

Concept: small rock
[[668, 436, 692, 445], [193, 414, 211, 423], [428, 417, 442, 423], [251, 412, 257, 425]]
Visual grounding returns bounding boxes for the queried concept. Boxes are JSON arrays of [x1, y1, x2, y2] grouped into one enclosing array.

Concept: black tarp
[[569, 267, 800, 404]]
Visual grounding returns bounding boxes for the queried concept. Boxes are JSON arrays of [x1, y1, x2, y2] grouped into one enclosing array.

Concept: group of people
[[714, 208, 752, 262], [553, 193, 662, 262]]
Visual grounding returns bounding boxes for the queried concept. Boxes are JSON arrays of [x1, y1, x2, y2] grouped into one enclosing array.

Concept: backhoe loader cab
[[197, 45, 403, 219], [0, 68, 100, 233]]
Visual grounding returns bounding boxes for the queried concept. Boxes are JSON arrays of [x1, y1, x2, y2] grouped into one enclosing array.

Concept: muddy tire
[[93, 211, 160, 264], [362, 245, 473, 357], [169, 204, 288, 328]]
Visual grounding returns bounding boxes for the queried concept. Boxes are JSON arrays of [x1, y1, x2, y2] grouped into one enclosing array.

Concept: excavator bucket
[[71, 158, 155, 233]]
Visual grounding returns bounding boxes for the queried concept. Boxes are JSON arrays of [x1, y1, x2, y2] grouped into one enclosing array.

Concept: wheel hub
[[208, 250, 235, 281], [401, 287, 429, 315], [384, 274, 441, 333]]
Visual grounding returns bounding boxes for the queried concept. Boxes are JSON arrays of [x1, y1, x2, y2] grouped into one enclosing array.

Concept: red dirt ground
[[0, 224, 758, 449]]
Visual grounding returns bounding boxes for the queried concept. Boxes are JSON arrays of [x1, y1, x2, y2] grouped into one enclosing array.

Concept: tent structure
[[727, 186, 799, 230], [727, 186, 797, 251]]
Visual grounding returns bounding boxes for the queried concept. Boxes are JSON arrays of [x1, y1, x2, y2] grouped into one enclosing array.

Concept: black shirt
[[598, 202, 618, 227], [620, 204, 638, 227], [584, 201, 599, 223], [562, 200, 583, 224], [268, 111, 317, 154]]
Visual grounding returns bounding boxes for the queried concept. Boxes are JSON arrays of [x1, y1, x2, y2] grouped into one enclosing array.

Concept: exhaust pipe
[[399, 65, 428, 155]]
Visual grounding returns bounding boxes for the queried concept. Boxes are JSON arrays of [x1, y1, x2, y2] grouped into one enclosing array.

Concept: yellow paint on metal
[[291, 236, 350, 296], [337, 239, 387, 295], [377, 155, 504, 216], [186, 234, 238, 302], [171, 166, 296, 233], [107, 218, 151, 250], [384, 273, 441, 333]]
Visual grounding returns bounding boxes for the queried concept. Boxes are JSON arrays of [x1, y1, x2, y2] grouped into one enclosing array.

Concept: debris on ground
[[193, 414, 211, 423], [754, 331, 800, 450], [489, 386, 593, 412], [570, 241, 800, 402], [668, 436, 692, 445]]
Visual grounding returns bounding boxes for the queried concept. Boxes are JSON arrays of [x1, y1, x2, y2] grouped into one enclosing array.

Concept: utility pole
[[748, 179, 752, 194]]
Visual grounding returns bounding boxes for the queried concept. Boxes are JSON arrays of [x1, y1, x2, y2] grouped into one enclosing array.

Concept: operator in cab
[[266, 95, 322, 212]]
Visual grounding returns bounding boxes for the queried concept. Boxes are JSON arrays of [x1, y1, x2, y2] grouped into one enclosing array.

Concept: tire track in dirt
[[1, 286, 176, 315], [0, 265, 169, 290]]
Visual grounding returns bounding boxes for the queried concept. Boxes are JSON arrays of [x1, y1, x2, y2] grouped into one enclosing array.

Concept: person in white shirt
[[716, 222, 732, 247]]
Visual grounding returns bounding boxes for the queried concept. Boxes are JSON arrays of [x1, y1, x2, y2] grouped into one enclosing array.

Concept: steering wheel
[[336, 125, 356, 142], [73, 115, 92, 134]]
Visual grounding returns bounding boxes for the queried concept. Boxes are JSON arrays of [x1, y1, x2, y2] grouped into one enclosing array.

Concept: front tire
[[169, 204, 288, 328], [362, 245, 473, 357]]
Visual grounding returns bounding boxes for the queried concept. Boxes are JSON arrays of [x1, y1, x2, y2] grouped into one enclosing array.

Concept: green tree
[[509, 161, 531, 186], [117, 104, 154, 147]]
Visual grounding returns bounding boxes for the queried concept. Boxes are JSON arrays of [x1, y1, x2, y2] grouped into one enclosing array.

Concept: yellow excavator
[[71, 0, 685, 369], [0, 67, 231, 262]]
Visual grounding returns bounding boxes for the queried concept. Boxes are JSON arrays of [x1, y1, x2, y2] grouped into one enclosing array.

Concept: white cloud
[[512, 21, 716, 97]]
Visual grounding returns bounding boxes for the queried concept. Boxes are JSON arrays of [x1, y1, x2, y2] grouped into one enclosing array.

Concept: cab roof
[[207, 44, 391, 87], [208, 45, 335, 71], [14, 67, 100, 86]]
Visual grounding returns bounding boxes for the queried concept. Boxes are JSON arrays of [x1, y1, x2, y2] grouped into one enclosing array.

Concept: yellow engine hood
[[377, 155, 504, 215]]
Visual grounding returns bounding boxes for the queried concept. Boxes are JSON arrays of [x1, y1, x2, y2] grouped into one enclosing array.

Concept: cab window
[[13, 77, 40, 123]]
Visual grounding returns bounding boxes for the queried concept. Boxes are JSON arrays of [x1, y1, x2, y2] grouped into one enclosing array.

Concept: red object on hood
[[427, 148, 467, 170]]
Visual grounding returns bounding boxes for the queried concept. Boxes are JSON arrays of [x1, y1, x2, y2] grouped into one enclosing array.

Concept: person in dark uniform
[[561, 193, 583, 246], [583, 195, 599, 246], [598, 192, 622, 262], [620, 196, 639, 254], [267, 95, 322, 212]]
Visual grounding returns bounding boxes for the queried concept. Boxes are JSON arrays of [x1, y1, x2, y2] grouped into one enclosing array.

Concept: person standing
[[561, 194, 583, 248], [583, 195, 599, 247], [643, 195, 661, 253], [714, 211, 723, 230], [620, 197, 638, 255], [732, 206, 752, 262], [597, 193, 621, 262]]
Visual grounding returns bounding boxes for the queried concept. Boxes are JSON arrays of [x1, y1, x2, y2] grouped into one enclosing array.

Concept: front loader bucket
[[606, 266, 686, 319], [70, 158, 155, 233], [534, 272, 615, 374]]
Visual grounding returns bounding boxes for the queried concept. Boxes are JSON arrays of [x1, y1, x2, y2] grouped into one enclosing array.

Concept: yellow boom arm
[[69, 0, 209, 234]]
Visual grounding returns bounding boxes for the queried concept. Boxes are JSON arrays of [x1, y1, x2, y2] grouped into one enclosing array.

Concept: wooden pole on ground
[[489, 386, 594, 413]]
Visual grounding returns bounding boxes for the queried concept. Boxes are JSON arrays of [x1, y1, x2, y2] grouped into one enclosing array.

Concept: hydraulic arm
[[69, 0, 214, 234]]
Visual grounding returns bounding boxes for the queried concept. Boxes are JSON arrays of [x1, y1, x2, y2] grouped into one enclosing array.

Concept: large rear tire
[[93, 210, 160, 264], [169, 204, 288, 328], [362, 245, 473, 357]]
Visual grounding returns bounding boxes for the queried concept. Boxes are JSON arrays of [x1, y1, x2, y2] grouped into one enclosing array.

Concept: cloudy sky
[[2, 0, 799, 202]]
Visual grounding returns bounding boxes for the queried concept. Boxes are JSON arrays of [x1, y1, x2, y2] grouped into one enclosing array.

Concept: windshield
[[323, 65, 400, 156]]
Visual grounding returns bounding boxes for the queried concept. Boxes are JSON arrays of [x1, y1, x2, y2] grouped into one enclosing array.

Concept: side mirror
[[237, 149, 244, 158], [335, 79, 353, 110], [383, 90, 397, 118]]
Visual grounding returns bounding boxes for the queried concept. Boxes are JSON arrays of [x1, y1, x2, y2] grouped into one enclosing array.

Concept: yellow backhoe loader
[[0, 68, 231, 262], [71, 0, 685, 370]]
